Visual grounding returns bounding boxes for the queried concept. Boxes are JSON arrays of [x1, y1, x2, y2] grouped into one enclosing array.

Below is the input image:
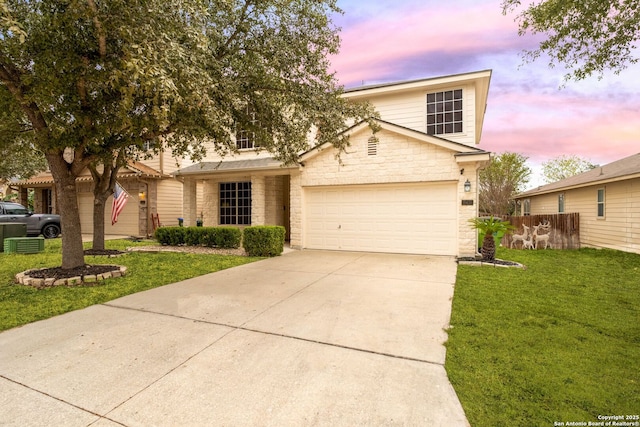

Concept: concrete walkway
[[0, 250, 469, 426]]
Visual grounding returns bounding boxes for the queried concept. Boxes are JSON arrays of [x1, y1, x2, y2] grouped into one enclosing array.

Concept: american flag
[[111, 182, 129, 225]]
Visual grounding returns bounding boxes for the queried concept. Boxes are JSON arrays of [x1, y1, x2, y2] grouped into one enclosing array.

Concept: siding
[[529, 193, 562, 214], [527, 178, 640, 254], [156, 179, 185, 227], [362, 83, 477, 146], [78, 181, 139, 236]]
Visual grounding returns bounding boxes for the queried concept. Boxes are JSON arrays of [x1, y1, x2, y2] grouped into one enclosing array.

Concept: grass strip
[[446, 247, 640, 426]]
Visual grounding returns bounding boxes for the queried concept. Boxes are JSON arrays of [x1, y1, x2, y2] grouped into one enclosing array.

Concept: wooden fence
[[501, 213, 580, 250]]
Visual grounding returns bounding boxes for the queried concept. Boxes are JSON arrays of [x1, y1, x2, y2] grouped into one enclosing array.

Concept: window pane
[[426, 89, 463, 135]]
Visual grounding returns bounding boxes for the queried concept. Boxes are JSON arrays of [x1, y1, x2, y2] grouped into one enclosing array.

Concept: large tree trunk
[[89, 160, 121, 251], [47, 153, 86, 269]]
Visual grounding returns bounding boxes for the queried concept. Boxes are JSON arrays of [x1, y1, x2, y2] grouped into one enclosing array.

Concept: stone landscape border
[[16, 265, 128, 289], [457, 258, 526, 269]]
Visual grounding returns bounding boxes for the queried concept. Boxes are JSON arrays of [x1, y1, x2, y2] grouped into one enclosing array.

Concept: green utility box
[[4, 236, 44, 254], [0, 223, 27, 252]]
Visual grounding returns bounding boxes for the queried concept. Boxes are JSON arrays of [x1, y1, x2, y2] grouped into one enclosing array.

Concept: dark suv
[[0, 202, 61, 238]]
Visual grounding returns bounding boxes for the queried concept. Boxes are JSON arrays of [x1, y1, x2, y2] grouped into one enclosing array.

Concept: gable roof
[[16, 161, 165, 186], [299, 118, 490, 163], [517, 152, 640, 198], [342, 70, 492, 144]]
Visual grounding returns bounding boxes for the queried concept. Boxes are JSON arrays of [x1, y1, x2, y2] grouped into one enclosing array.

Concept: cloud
[[332, 0, 640, 175], [331, 1, 536, 86]]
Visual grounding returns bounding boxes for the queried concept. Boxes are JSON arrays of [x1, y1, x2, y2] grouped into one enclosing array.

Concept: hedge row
[[154, 225, 286, 257]]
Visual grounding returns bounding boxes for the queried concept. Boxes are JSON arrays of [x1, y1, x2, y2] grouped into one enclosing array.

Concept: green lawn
[[0, 238, 261, 332], [447, 247, 640, 426]]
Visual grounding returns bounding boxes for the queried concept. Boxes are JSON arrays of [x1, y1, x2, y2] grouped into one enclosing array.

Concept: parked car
[[0, 202, 61, 238]]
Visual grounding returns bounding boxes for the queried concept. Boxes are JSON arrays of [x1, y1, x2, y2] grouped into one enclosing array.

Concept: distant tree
[[479, 152, 531, 216], [502, 0, 640, 81], [541, 155, 598, 183], [0, 0, 376, 269]]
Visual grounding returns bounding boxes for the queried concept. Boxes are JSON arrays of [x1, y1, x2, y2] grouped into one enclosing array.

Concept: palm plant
[[468, 217, 514, 261]]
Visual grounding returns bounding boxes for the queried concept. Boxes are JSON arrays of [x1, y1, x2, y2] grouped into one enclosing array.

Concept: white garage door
[[304, 182, 457, 255]]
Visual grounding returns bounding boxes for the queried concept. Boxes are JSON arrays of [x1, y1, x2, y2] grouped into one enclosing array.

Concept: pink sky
[[330, 0, 639, 187]]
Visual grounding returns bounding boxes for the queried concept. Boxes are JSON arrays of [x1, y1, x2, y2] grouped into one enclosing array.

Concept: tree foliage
[[479, 152, 531, 216], [0, 93, 46, 182], [502, 0, 640, 81], [468, 217, 514, 261], [0, 0, 375, 268], [541, 154, 598, 183]]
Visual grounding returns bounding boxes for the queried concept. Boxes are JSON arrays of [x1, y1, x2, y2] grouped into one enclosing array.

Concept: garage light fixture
[[464, 179, 471, 192]]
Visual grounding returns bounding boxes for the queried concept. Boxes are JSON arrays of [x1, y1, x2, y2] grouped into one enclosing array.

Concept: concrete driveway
[[0, 250, 468, 426]]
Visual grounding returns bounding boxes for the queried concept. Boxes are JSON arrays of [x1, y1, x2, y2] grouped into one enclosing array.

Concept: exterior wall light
[[464, 179, 471, 192], [138, 191, 146, 201]]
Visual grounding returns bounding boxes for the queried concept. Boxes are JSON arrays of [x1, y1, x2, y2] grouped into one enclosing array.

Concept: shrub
[[214, 227, 242, 249], [156, 226, 242, 249], [199, 227, 241, 248], [154, 226, 186, 246], [184, 227, 205, 246], [243, 226, 286, 257]]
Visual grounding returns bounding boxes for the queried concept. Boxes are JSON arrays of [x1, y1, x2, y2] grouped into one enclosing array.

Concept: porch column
[[289, 172, 302, 249], [182, 178, 197, 227], [202, 180, 218, 227], [251, 175, 266, 225]]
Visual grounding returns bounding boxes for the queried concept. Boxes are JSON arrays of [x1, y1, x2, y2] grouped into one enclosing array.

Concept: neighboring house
[[175, 70, 492, 257], [15, 152, 191, 237], [515, 153, 640, 254]]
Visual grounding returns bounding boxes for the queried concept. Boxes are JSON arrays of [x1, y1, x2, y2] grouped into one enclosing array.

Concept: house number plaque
[[461, 200, 474, 206]]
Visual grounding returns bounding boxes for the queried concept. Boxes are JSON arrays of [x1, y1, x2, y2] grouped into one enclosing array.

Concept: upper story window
[[426, 89, 463, 135], [597, 188, 605, 218], [558, 193, 565, 213], [235, 107, 259, 150]]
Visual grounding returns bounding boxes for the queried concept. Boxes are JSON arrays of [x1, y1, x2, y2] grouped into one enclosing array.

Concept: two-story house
[[175, 70, 492, 257]]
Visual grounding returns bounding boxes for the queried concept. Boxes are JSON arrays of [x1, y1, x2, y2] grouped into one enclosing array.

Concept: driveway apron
[[0, 250, 468, 426]]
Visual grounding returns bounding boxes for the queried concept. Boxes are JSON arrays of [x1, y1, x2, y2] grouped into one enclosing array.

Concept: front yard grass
[[447, 247, 640, 426], [0, 238, 261, 332]]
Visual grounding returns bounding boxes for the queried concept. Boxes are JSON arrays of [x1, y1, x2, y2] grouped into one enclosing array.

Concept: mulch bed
[[25, 264, 121, 280]]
